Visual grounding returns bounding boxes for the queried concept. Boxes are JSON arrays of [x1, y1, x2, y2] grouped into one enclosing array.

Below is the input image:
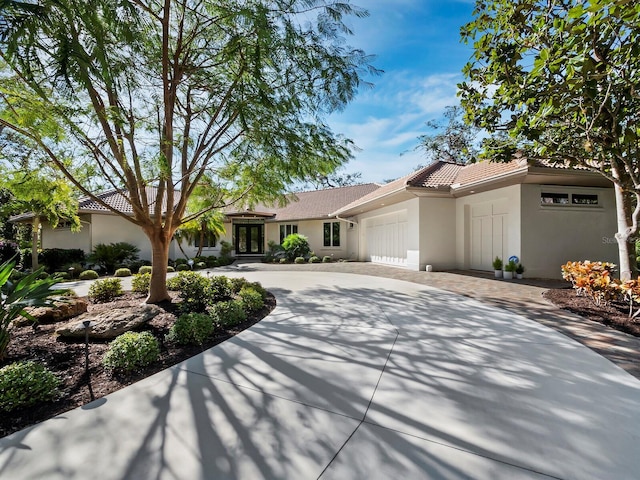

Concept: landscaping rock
[[55, 304, 163, 339], [14, 298, 89, 327]]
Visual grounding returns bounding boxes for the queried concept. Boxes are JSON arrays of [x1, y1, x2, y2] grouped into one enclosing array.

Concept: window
[[323, 221, 340, 247], [279, 224, 298, 243], [541, 192, 569, 204], [572, 193, 598, 205], [194, 234, 217, 248]]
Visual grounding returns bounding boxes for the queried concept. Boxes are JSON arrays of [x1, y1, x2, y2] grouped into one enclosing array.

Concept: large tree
[[0, 0, 375, 302], [459, 0, 640, 280]]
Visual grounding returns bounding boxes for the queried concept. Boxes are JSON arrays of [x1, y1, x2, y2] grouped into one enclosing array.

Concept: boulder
[[56, 304, 163, 339], [14, 298, 89, 327]]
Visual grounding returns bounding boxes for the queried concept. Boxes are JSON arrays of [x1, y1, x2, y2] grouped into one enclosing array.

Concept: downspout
[[334, 214, 359, 261]]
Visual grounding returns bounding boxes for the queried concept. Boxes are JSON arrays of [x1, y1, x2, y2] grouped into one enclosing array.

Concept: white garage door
[[470, 200, 508, 271], [364, 211, 408, 267]]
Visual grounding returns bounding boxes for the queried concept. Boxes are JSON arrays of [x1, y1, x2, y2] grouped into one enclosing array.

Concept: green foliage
[[114, 268, 132, 277], [165, 313, 214, 346], [208, 275, 233, 303], [504, 260, 517, 273], [167, 266, 175, 273], [208, 300, 247, 328], [516, 264, 525, 275], [294, 256, 305, 264], [238, 287, 264, 313], [246, 281, 267, 300], [89, 243, 140, 274], [169, 271, 210, 313], [166, 276, 181, 291], [88, 278, 123, 303], [174, 258, 188, 266], [0, 259, 61, 360], [228, 277, 248, 294], [102, 332, 160, 373], [282, 234, 311, 261], [205, 256, 218, 267], [138, 265, 152, 275], [279, 258, 288, 264], [492, 257, 503, 270], [195, 261, 206, 270], [79, 269, 99, 280], [219, 240, 233, 258], [63, 262, 85, 278], [322, 256, 332, 263], [54, 272, 70, 280], [0, 240, 19, 264], [131, 273, 151, 294], [177, 264, 190, 271], [309, 256, 321, 263], [40, 248, 86, 273], [0, 361, 61, 412]]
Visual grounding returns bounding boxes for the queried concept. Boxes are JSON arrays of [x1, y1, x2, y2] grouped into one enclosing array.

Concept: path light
[[81, 320, 92, 375], [68, 266, 75, 279], [188, 259, 194, 270]]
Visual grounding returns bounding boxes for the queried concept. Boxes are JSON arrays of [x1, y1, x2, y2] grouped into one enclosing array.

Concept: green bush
[[131, 273, 151, 293], [322, 256, 332, 263], [309, 256, 321, 263], [246, 281, 267, 300], [177, 263, 190, 271], [171, 271, 210, 313], [62, 262, 85, 278], [39, 248, 85, 273], [205, 256, 218, 267], [279, 258, 287, 264], [53, 271, 70, 280], [0, 240, 19, 265], [114, 268, 132, 277], [218, 256, 234, 266], [220, 240, 233, 258], [166, 275, 181, 290], [208, 275, 232, 302], [294, 256, 305, 264], [88, 278, 123, 303], [138, 265, 152, 275], [37, 271, 50, 280], [0, 361, 61, 412], [282, 233, 311, 261], [208, 300, 247, 327], [165, 313, 214, 346], [167, 266, 175, 273], [195, 261, 206, 270], [174, 258, 188, 266], [89, 242, 140, 274], [229, 276, 247, 294], [103, 332, 160, 373], [238, 287, 264, 313], [79, 269, 99, 280]]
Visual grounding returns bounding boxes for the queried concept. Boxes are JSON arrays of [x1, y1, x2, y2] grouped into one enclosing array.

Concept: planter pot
[[516, 273, 523, 279], [503, 271, 514, 280], [494, 269, 503, 279]]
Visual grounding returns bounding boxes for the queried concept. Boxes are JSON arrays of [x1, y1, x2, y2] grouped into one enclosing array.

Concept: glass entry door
[[235, 224, 264, 255]]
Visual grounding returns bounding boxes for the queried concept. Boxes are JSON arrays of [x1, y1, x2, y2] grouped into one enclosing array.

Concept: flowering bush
[[561, 261, 619, 306]]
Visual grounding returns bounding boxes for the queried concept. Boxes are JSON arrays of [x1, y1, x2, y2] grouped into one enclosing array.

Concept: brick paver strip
[[246, 262, 640, 380]]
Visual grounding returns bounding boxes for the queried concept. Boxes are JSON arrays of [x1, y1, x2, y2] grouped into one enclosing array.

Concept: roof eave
[[452, 167, 529, 197]]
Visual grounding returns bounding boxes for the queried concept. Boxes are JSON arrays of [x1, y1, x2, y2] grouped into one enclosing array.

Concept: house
[[16, 157, 618, 278], [331, 157, 617, 278]]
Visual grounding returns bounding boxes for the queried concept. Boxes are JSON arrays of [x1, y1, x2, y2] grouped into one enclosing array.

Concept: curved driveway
[[1, 270, 639, 479]]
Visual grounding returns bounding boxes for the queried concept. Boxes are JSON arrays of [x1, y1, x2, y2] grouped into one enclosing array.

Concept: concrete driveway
[[1, 271, 639, 479]]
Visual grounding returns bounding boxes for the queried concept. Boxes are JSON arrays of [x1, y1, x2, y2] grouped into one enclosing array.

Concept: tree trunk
[[613, 182, 638, 281], [145, 229, 172, 303], [31, 217, 40, 270]]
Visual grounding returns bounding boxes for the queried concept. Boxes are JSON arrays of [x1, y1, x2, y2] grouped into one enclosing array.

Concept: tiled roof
[[453, 160, 526, 186], [227, 183, 381, 221], [407, 162, 464, 188], [77, 187, 174, 214]]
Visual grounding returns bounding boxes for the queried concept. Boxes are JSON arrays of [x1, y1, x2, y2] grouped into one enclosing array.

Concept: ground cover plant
[[0, 273, 274, 438]]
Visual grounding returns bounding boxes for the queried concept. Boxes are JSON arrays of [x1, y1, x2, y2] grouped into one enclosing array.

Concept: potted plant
[[504, 259, 517, 280], [492, 256, 503, 278], [516, 263, 525, 279]]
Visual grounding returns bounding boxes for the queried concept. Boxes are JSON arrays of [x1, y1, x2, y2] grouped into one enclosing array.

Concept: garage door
[[470, 201, 508, 271], [364, 211, 407, 267]]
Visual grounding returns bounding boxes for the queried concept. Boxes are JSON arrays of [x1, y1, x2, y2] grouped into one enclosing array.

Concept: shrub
[[88, 278, 123, 303], [138, 265, 152, 275], [39, 248, 85, 273], [114, 268, 132, 277], [195, 261, 207, 270], [0, 260, 61, 360], [37, 271, 50, 280], [177, 263, 190, 271], [492, 256, 503, 270], [165, 313, 214, 346], [322, 256, 332, 263], [218, 255, 234, 266], [53, 272, 70, 280], [229, 276, 248, 294], [102, 332, 160, 373], [89, 242, 140, 274], [220, 240, 233, 258], [208, 275, 233, 302], [174, 258, 188, 266], [171, 271, 209, 313], [282, 233, 311, 261], [79, 269, 99, 280], [166, 276, 181, 290], [294, 256, 305, 264], [131, 273, 151, 293], [309, 256, 321, 263], [561, 261, 619, 306], [279, 258, 287, 264], [208, 300, 246, 328], [0, 240, 19, 264], [246, 281, 267, 300], [0, 361, 61, 412], [205, 256, 218, 267], [238, 287, 264, 313], [167, 265, 175, 272]]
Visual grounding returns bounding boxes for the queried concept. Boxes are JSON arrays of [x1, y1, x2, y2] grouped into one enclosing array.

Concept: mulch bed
[[544, 288, 640, 337], [0, 291, 275, 439]]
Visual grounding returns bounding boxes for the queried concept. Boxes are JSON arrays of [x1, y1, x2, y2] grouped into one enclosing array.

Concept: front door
[[235, 224, 264, 255]]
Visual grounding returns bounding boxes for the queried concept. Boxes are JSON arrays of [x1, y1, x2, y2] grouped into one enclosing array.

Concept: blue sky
[[328, 1, 477, 183]]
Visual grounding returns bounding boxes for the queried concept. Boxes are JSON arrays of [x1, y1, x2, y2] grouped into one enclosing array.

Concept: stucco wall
[[418, 196, 457, 271], [520, 184, 618, 279], [41, 214, 92, 253], [265, 219, 350, 259], [91, 214, 153, 261], [455, 185, 522, 270]]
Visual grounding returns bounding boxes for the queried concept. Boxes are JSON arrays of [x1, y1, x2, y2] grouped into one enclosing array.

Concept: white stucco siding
[[263, 219, 349, 259], [418, 197, 456, 271], [455, 185, 522, 271], [520, 184, 617, 279], [41, 214, 92, 253], [91, 214, 153, 261]]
